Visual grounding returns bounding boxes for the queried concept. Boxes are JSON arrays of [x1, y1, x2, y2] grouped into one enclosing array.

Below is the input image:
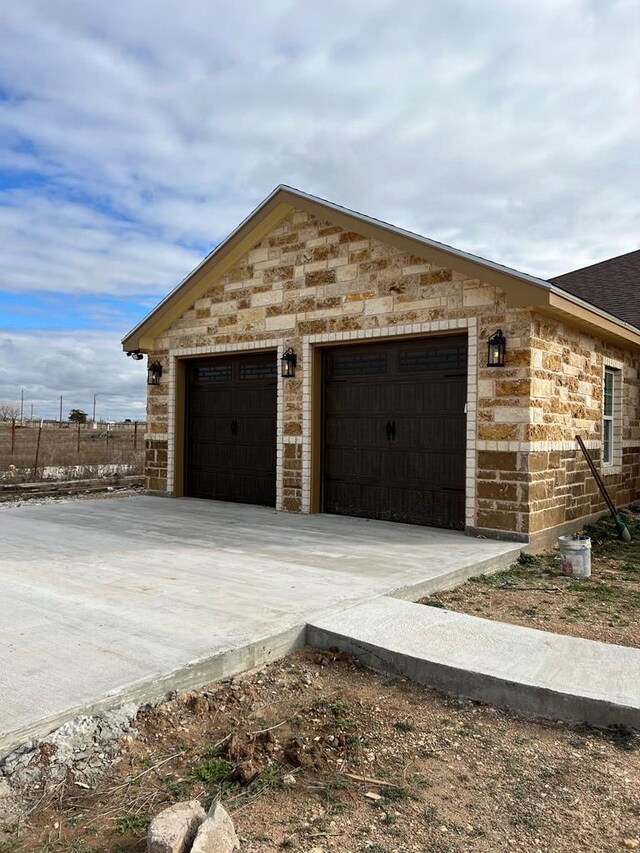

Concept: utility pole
[[20, 389, 24, 424], [30, 403, 33, 421], [92, 393, 97, 423], [59, 395, 63, 427]]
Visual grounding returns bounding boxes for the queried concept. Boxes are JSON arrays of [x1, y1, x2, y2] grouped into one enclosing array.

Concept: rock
[[282, 773, 297, 787], [191, 801, 239, 853], [364, 791, 381, 803], [0, 778, 22, 825], [623, 841, 639, 850], [147, 800, 206, 853]]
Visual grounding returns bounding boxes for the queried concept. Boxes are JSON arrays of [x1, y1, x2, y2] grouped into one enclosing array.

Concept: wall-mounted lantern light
[[487, 329, 506, 367], [281, 348, 297, 378], [147, 361, 163, 385], [126, 350, 144, 361]]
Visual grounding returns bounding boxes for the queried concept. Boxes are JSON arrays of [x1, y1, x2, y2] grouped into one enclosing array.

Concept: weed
[[423, 600, 445, 608], [471, 564, 525, 586], [410, 772, 432, 787], [567, 580, 615, 597], [423, 804, 439, 825], [517, 552, 540, 566], [393, 720, 414, 733], [510, 811, 541, 832], [253, 761, 282, 791], [190, 757, 233, 786], [162, 774, 190, 800], [605, 724, 640, 752], [314, 698, 350, 716], [382, 785, 410, 802], [521, 606, 539, 617], [114, 813, 150, 835], [279, 838, 295, 849]]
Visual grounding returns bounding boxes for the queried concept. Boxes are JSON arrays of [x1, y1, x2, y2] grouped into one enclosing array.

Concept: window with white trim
[[602, 365, 621, 468]]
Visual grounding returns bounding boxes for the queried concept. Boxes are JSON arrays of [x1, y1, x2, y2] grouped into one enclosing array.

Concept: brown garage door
[[323, 336, 467, 529], [186, 352, 277, 506]]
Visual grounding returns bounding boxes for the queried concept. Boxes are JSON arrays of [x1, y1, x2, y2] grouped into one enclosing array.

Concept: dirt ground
[[0, 483, 145, 507], [2, 649, 639, 853], [421, 511, 640, 648]]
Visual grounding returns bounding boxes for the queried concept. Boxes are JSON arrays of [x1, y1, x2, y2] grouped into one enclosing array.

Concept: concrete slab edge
[[0, 625, 306, 760], [389, 545, 523, 602], [306, 624, 640, 730]]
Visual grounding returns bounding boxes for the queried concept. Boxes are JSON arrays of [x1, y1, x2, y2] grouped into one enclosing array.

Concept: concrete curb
[[388, 546, 522, 601], [0, 625, 306, 760], [307, 599, 640, 730]]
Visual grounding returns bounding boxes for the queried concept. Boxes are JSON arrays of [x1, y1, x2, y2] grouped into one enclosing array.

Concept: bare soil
[[2, 649, 639, 853], [421, 511, 640, 648]]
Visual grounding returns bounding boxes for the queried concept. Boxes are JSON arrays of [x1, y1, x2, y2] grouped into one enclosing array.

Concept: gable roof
[[122, 185, 640, 352], [551, 250, 640, 330]]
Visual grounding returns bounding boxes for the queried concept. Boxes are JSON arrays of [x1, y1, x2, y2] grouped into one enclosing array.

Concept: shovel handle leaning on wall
[[575, 434, 631, 542]]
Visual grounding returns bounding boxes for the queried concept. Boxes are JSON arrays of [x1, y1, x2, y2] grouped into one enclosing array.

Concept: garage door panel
[[323, 336, 467, 529], [324, 416, 389, 447], [186, 353, 276, 506]]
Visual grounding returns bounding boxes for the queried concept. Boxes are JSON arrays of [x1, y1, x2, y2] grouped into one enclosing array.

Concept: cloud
[[0, 0, 638, 412], [0, 330, 147, 421]]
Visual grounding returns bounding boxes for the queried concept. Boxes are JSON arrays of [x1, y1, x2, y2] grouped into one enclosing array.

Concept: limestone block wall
[[140, 206, 640, 539], [475, 313, 640, 539], [524, 315, 640, 536]]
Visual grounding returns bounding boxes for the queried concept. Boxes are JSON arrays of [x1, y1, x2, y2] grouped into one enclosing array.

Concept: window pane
[[603, 419, 612, 464], [604, 369, 614, 416]]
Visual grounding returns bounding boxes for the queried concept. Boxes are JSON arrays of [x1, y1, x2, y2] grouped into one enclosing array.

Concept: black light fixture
[[147, 361, 163, 385], [281, 347, 297, 378], [487, 329, 507, 367], [126, 350, 144, 361]]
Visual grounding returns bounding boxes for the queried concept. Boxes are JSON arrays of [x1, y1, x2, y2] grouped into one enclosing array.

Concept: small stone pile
[[0, 702, 139, 825], [148, 799, 239, 853]]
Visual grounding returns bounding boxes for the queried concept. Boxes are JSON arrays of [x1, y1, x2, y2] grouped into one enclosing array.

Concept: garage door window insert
[[603, 365, 621, 468]]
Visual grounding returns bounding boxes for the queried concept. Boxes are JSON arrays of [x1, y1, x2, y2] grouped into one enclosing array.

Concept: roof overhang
[[122, 185, 640, 353]]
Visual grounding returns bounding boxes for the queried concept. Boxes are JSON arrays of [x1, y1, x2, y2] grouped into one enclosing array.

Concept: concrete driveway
[[0, 495, 520, 755]]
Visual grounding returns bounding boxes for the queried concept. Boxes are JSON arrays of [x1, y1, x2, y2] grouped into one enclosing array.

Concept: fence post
[[33, 423, 43, 480], [77, 419, 81, 454]]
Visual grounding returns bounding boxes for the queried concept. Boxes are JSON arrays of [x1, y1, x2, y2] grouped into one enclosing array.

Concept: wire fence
[[0, 420, 146, 482]]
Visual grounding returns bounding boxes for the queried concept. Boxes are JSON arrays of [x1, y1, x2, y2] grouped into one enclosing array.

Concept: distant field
[[0, 421, 146, 481]]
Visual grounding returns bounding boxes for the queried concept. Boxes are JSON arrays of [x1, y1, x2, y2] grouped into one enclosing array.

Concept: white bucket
[[558, 535, 591, 578]]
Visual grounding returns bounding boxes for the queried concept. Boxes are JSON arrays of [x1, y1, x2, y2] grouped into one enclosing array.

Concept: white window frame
[[602, 361, 622, 471]]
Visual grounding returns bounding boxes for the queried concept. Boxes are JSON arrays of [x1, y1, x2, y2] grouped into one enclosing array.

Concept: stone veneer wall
[[477, 314, 640, 539], [142, 207, 640, 539]]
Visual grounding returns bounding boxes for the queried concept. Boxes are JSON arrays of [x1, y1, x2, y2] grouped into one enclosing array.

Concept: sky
[[0, 0, 639, 421]]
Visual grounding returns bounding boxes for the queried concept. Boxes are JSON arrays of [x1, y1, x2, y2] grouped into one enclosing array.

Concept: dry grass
[[0, 422, 145, 480], [2, 649, 639, 853], [421, 510, 640, 648]]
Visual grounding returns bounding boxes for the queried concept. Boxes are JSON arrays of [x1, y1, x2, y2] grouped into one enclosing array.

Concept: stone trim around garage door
[[301, 317, 479, 528]]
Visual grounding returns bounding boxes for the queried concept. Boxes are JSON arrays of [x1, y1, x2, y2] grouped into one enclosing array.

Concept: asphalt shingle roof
[[551, 249, 640, 331]]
